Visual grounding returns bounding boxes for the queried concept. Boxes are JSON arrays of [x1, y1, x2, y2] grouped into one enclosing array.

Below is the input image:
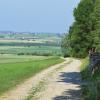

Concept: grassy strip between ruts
[[0, 56, 64, 95], [80, 57, 100, 100]]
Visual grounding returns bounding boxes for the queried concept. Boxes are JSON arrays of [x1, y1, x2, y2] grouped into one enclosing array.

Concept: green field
[[0, 55, 64, 95], [0, 54, 49, 63], [0, 46, 62, 56], [0, 33, 63, 95], [0, 33, 62, 56]]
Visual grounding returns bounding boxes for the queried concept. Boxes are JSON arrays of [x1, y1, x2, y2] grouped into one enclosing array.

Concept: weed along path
[[0, 58, 82, 100]]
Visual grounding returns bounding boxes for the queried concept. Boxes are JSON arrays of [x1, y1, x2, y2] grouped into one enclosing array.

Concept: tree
[[62, 0, 96, 58], [91, 0, 100, 50]]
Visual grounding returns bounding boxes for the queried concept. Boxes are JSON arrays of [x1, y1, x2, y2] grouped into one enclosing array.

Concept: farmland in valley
[[0, 32, 62, 56], [0, 32, 64, 95]]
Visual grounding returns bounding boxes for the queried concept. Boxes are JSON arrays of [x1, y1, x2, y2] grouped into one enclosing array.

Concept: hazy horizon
[[0, 0, 80, 33]]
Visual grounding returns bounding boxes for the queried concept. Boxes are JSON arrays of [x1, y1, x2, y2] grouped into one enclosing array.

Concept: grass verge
[[81, 57, 100, 100], [0, 56, 64, 95]]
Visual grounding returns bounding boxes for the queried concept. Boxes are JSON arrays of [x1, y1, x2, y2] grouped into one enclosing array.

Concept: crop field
[[0, 55, 64, 94], [0, 54, 49, 63], [0, 46, 62, 56], [0, 33, 61, 45], [0, 33, 64, 95], [0, 33, 62, 56]]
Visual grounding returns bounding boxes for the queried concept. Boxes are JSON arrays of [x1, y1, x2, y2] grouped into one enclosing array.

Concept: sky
[[0, 0, 80, 33]]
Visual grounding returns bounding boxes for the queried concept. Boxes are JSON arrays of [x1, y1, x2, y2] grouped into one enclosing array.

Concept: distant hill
[[0, 31, 62, 39], [0, 32, 63, 47]]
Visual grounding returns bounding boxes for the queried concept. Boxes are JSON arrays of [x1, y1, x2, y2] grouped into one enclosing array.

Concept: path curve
[[0, 58, 82, 100]]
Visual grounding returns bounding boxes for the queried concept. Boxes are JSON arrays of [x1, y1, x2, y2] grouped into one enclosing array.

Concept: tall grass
[[0, 57, 64, 95], [81, 58, 100, 100], [80, 57, 89, 80]]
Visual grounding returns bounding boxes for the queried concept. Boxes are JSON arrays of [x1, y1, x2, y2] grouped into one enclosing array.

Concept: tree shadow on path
[[53, 72, 83, 100]]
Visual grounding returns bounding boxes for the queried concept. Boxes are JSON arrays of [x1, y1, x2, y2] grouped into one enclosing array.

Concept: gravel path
[[0, 58, 82, 100]]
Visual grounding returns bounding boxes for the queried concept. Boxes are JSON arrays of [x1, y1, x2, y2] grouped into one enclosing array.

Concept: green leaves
[[62, 0, 100, 58]]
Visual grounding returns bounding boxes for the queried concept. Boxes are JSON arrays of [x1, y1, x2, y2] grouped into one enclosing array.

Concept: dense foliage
[[62, 0, 100, 58]]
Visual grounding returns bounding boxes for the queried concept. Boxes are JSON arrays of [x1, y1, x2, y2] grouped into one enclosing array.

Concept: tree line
[[61, 0, 100, 58]]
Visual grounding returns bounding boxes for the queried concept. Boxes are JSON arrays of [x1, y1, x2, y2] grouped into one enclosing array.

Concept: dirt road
[[0, 58, 82, 100]]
